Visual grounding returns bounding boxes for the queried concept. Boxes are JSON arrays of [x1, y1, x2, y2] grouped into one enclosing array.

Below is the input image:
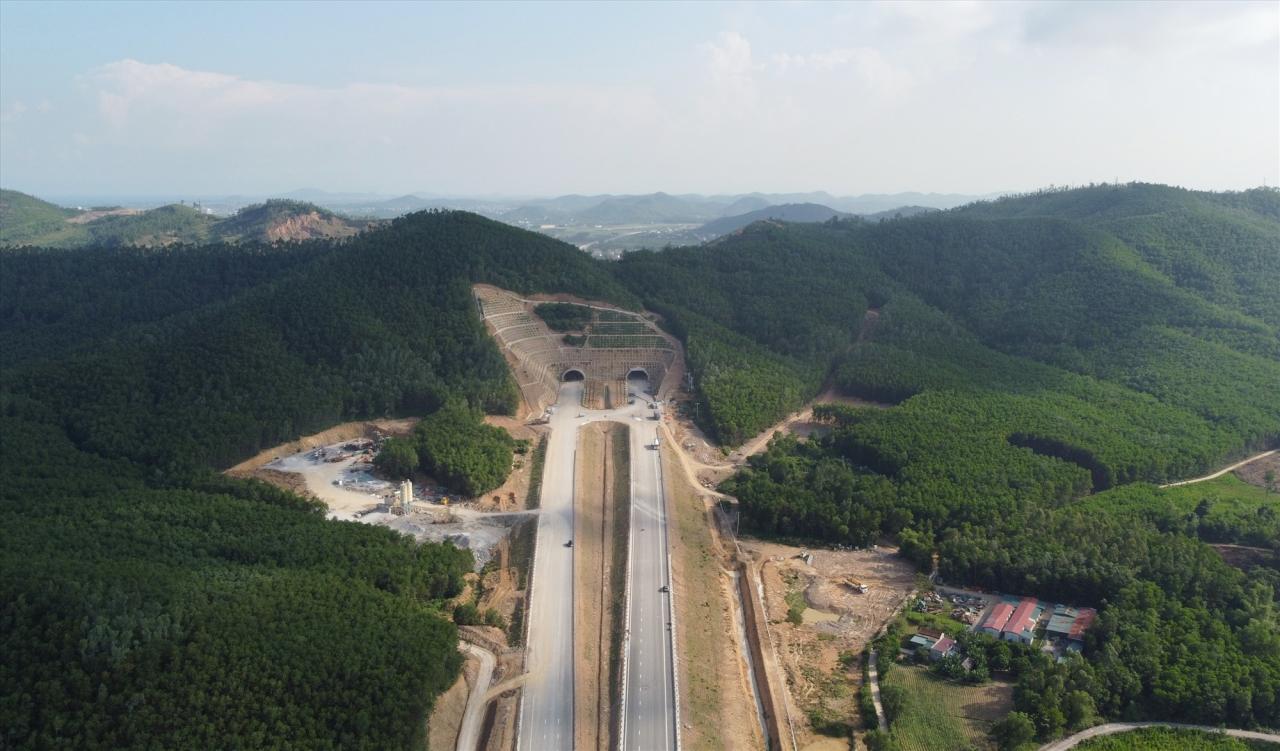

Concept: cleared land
[[882, 665, 1013, 751], [428, 649, 479, 751], [1234, 452, 1280, 491], [663, 446, 765, 751], [747, 541, 916, 748]]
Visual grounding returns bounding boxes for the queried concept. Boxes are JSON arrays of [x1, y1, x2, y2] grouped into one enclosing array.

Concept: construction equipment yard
[[748, 541, 917, 749]]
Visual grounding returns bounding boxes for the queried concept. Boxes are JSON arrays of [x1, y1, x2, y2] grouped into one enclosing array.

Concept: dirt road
[[456, 642, 497, 751], [1038, 722, 1280, 750], [1159, 449, 1277, 488], [866, 650, 887, 732]]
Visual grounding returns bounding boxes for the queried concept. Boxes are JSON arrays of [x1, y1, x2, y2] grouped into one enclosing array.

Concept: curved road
[[456, 641, 496, 751], [1159, 449, 1276, 488], [1039, 722, 1280, 750]]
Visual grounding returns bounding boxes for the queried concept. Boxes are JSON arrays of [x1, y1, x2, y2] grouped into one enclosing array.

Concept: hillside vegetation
[[0, 211, 635, 748], [0, 191, 373, 247], [696, 202, 849, 237], [0, 188, 82, 245], [643, 184, 1280, 739], [2, 184, 1278, 745]]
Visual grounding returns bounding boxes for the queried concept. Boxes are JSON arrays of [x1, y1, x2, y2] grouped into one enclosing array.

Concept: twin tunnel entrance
[[560, 367, 650, 383]]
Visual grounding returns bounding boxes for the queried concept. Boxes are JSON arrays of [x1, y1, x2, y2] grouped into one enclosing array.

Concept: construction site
[[225, 286, 918, 751], [473, 284, 681, 411]]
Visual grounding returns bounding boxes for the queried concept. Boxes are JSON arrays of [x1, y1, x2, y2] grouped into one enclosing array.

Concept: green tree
[[374, 437, 419, 479], [1065, 690, 1098, 731], [991, 711, 1036, 751]]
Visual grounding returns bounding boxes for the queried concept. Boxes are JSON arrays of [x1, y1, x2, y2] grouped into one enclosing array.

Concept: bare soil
[[746, 540, 915, 748], [224, 417, 418, 475], [67, 207, 144, 224], [664, 447, 765, 751], [1212, 543, 1279, 569], [428, 650, 479, 751], [1234, 452, 1280, 490]]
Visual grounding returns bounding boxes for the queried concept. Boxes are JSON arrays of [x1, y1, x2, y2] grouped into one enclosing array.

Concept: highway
[[517, 382, 581, 751], [519, 379, 679, 750], [620, 385, 679, 751]]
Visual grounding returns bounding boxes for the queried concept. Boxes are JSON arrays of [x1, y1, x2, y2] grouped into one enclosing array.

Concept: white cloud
[[769, 48, 913, 94], [0, 100, 28, 124], [2, 2, 1275, 196]]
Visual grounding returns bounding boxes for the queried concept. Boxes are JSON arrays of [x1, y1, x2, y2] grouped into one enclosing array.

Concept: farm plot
[[882, 665, 1011, 751]]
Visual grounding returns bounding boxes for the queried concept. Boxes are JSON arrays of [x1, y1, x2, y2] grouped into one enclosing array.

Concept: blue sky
[[1, 1, 1276, 198]]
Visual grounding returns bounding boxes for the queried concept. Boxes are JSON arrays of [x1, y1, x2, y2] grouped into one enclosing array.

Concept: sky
[[1, 0, 1277, 199]]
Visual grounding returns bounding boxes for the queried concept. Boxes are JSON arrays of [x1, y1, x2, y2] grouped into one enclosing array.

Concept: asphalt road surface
[[518, 382, 581, 751], [519, 380, 678, 750], [621, 384, 679, 751]]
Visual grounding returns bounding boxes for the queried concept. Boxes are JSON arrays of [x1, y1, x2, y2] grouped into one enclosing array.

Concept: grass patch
[[784, 581, 806, 625], [524, 435, 548, 510], [905, 610, 969, 636], [507, 517, 537, 646], [665, 448, 729, 750], [1074, 727, 1280, 750], [1075, 473, 1280, 548], [607, 423, 630, 750], [883, 665, 1010, 751]]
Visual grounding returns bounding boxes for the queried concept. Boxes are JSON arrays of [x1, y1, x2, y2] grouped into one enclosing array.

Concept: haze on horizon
[[1, 0, 1276, 199]]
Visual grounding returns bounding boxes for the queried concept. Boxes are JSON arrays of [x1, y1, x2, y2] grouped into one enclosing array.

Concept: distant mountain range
[[4, 186, 976, 250], [696, 202, 853, 237], [489, 190, 977, 227], [0, 190, 374, 247], [36, 187, 993, 224]]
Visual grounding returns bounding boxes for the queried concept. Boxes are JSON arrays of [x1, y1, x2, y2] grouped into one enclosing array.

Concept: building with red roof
[[979, 602, 1015, 637], [1000, 597, 1042, 644]]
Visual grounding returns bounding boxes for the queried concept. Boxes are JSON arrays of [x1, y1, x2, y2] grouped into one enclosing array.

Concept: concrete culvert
[[626, 368, 649, 381], [562, 369, 586, 382]]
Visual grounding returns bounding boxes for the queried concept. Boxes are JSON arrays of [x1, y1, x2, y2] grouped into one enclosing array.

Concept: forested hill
[[0, 210, 635, 748], [616, 183, 1280, 736], [4, 186, 1279, 745], [697, 202, 850, 238], [0, 190, 378, 247]]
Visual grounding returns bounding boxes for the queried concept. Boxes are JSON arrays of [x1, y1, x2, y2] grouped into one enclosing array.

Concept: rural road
[[1038, 722, 1280, 750], [456, 641, 496, 751], [620, 385, 680, 751], [517, 382, 581, 751], [867, 649, 888, 732], [1159, 449, 1276, 488]]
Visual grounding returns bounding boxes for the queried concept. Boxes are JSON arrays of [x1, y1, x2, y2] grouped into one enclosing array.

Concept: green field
[[1074, 727, 1280, 750], [1076, 473, 1279, 549], [882, 665, 1011, 751]]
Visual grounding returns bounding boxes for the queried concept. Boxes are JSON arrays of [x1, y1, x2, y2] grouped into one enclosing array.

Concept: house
[[908, 633, 938, 651], [979, 602, 1015, 637], [1046, 605, 1096, 647], [929, 636, 957, 661], [1045, 605, 1079, 639], [1067, 608, 1096, 647], [1001, 597, 1042, 644]]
